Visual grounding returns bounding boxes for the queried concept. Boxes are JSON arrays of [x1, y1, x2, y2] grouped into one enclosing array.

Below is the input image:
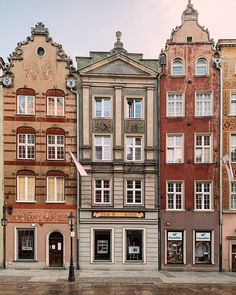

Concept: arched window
[[46, 128, 65, 160], [46, 89, 65, 116], [16, 88, 35, 115], [46, 171, 65, 202], [17, 170, 35, 202], [17, 127, 35, 160], [172, 58, 184, 76], [196, 58, 208, 76]]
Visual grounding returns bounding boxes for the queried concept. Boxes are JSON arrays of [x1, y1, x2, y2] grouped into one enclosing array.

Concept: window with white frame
[[231, 182, 236, 209], [167, 93, 184, 117], [17, 95, 35, 115], [196, 58, 208, 76], [195, 231, 212, 264], [167, 182, 183, 210], [126, 180, 142, 204], [94, 179, 111, 204], [126, 136, 142, 161], [95, 136, 111, 160], [195, 92, 212, 116], [93, 229, 112, 261], [47, 135, 64, 160], [16, 228, 35, 260], [230, 93, 236, 115], [166, 134, 183, 163], [167, 231, 184, 264], [125, 229, 144, 261], [195, 134, 211, 163], [195, 182, 211, 210], [127, 98, 142, 118], [95, 97, 111, 118], [172, 58, 184, 76], [47, 176, 64, 202], [47, 96, 64, 116], [231, 134, 236, 162], [17, 175, 35, 202], [17, 134, 35, 159]]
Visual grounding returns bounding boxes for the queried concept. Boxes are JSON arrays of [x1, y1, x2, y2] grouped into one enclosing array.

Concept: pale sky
[[0, 0, 236, 64]]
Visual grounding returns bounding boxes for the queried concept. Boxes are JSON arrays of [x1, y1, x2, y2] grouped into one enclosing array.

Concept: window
[[196, 58, 208, 76], [47, 97, 64, 116], [125, 230, 143, 262], [95, 136, 111, 160], [231, 134, 236, 162], [195, 92, 212, 116], [230, 93, 236, 115], [231, 182, 236, 209], [47, 176, 64, 202], [166, 134, 183, 163], [95, 97, 111, 118], [167, 231, 184, 264], [195, 232, 212, 264], [93, 230, 112, 261], [17, 175, 35, 202], [195, 182, 211, 210], [17, 132, 35, 160], [126, 180, 142, 204], [172, 58, 184, 76], [47, 134, 64, 160], [195, 134, 211, 163], [17, 229, 35, 260], [167, 182, 183, 210], [167, 93, 184, 117], [127, 98, 142, 118], [126, 136, 142, 161], [94, 179, 111, 204]]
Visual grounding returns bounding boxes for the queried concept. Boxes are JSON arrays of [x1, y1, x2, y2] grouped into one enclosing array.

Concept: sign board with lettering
[[168, 231, 183, 241], [196, 232, 211, 241], [93, 212, 144, 218]]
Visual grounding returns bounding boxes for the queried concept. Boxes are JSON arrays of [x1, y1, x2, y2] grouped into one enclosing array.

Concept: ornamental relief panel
[[24, 61, 56, 81], [125, 120, 145, 133], [93, 119, 113, 133], [223, 119, 236, 131], [223, 91, 229, 117]]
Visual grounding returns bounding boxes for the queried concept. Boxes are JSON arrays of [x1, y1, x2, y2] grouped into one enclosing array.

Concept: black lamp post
[[67, 212, 76, 282], [1, 202, 8, 269]]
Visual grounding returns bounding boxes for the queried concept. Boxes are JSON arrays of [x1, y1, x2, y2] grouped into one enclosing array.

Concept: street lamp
[[67, 211, 76, 282]]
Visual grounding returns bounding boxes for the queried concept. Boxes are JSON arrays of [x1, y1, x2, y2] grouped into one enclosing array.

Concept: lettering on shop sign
[[93, 211, 144, 218], [8, 210, 69, 223]]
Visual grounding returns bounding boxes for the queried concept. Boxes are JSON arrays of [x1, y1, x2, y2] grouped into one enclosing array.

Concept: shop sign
[[196, 232, 211, 241], [129, 246, 140, 254], [168, 231, 182, 241], [93, 211, 144, 218]]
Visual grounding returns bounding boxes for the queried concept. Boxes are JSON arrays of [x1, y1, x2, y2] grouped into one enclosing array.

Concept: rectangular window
[[47, 176, 64, 202], [231, 182, 236, 209], [18, 134, 35, 159], [195, 182, 211, 210], [47, 97, 64, 116], [167, 93, 184, 117], [17, 229, 35, 260], [195, 232, 211, 264], [17, 95, 35, 115], [94, 230, 111, 261], [166, 134, 183, 163], [127, 98, 142, 118], [126, 230, 143, 261], [126, 180, 142, 204], [17, 176, 35, 202], [195, 93, 212, 116], [231, 93, 236, 115], [167, 231, 183, 264], [231, 134, 236, 162], [195, 134, 211, 163], [167, 182, 183, 210], [126, 136, 142, 161], [94, 179, 111, 204], [95, 97, 111, 118], [47, 135, 64, 160], [95, 136, 111, 160]]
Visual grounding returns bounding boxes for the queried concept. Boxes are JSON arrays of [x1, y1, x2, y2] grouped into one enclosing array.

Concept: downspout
[[157, 73, 161, 271]]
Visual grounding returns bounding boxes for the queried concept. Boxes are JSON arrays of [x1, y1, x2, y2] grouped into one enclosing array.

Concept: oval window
[[36, 47, 45, 57]]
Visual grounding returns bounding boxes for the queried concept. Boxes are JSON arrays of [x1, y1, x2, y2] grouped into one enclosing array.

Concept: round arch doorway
[[49, 232, 63, 267]]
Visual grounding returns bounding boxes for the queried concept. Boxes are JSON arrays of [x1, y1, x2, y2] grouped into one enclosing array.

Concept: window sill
[[194, 75, 210, 78], [165, 209, 185, 212], [45, 201, 65, 204], [124, 261, 145, 264], [194, 116, 214, 119], [170, 75, 185, 78], [15, 201, 37, 203], [92, 260, 113, 264], [193, 209, 214, 212], [14, 260, 38, 262], [166, 116, 185, 119]]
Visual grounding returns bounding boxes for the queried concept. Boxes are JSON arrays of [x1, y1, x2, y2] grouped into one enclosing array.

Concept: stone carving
[[25, 61, 55, 81], [223, 119, 236, 130], [93, 119, 113, 133], [124, 165, 144, 173], [110, 31, 127, 55], [125, 120, 145, 133]]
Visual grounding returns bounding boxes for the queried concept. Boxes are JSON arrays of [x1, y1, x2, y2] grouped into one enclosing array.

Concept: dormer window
[[196, 58, 208, 76], [172, 58, 184, 76]]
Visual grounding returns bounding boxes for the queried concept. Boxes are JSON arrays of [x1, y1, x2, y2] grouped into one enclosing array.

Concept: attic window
[[187, 37, 192, 43], [36, 47, 45, 57]]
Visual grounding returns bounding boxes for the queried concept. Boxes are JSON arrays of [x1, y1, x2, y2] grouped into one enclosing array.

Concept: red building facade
[[159, 3, 220, 270]]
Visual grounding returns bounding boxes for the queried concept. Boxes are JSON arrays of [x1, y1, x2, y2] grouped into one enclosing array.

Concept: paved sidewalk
[[0, 269, 235, 284]]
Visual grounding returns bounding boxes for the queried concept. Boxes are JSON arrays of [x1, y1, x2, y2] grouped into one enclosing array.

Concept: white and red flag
[[69, 150, 87, 176], [222, 154, 234, 182]]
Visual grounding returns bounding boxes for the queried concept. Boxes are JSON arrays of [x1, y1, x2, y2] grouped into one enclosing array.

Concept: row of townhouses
[[0, 1, 236, 272]]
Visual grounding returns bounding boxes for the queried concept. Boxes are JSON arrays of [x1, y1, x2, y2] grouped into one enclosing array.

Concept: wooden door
[[232, 245, 236, 272], [49, 232, 63, 267]]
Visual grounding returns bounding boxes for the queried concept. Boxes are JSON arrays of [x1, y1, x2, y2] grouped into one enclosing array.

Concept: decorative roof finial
[[110, 31, 127, 55], [182, 0, 198, 22]]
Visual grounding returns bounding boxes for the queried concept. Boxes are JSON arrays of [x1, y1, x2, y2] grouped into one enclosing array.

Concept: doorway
[[232, 245, 236, 272], [49, 232, 63, 267]]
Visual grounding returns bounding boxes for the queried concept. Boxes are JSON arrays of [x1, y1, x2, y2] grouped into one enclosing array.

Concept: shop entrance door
[[49, 232, 63, 267], [232, 245, 236, 272]]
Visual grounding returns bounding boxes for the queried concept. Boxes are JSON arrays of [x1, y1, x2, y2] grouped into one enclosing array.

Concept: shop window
[[17, 228, 35, 260], [126, 230, 143, 261], [167, 231, 184, 264], [94, 230, 111, 261], [195, 232, 212, 264]]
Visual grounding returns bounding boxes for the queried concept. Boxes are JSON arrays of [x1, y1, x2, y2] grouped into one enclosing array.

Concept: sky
[[0, 0, 236, 64]]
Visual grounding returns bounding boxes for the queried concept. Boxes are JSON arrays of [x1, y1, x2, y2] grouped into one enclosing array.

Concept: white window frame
[[17, 95, 35, 115], [230, 182, 236, 210], [14, 227, 37, 261], [194, 181, 212, 211], [193, 230, 214, 265], [196, 58, 208, 76], [46, 176, 65, 203], [166, 181, 184, 210], [164, 230, 186, 264], [230, 92, 236, 116], [172, 58, 184, 76], [231, 134, 236, 163], [126, 97, 143, 119], [47, 134, 65, 160], [194, 134, 212, 163], [16, 175, 35, 202], [94, 178, 111, 204], [47, 96, 64, 116], [166, 92, 184, 117], [17, 133, 35, 160], [166, 134, 184, 163], [125, 179, 143, 205], [195, 92, 213, 117], [126, 136, 143, 162], [94, 96, 112, 118], [94, 135, 112, 161]]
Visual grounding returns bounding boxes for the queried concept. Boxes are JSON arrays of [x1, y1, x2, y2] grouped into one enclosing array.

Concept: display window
[[195, 231, 211, 264], [167, 231, 183, 264], [17, 229, 35, 260], [94, 230, 111, 261], [126, 230, 143, 261]]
